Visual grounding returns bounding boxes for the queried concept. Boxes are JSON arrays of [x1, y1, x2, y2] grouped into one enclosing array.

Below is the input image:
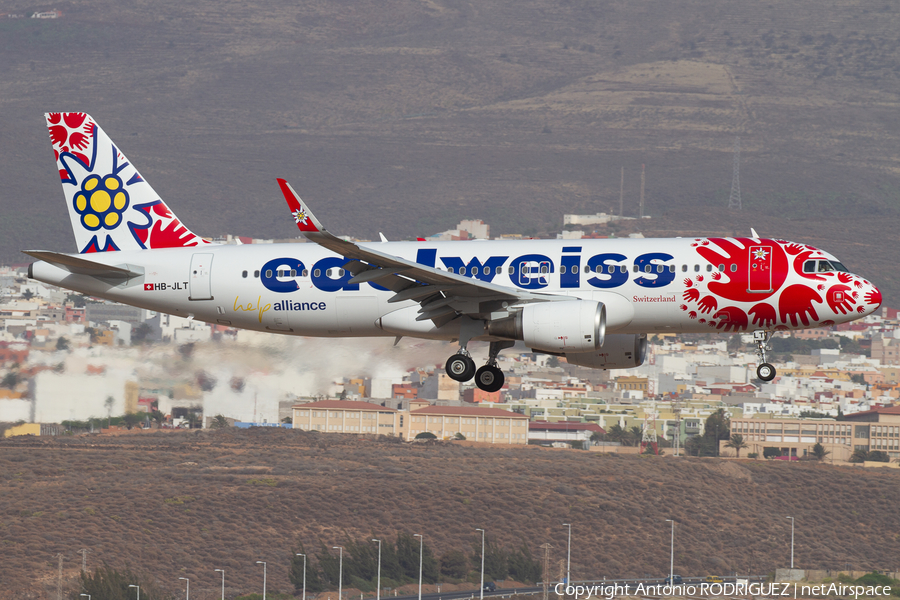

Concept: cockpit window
[[803, 260, 817, 273], [817, 261, 835, 273], [831, 262, 849, 272]]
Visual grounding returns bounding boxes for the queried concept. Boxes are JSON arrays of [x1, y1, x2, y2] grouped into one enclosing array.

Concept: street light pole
[[297, 555, 307, 600], [214, 569, 225, 600], [563, 523, 571, 585], [786, 517, 795, 569], [257, 561, 267, 600], [665, 520, 675, 583], [128, 585, 140, 600], [334, 546, 343, 600], [372, 539, 382, 600], [414, 534, 424, 600], [179, 577, 190, 600], [476, 528, 485, 600]]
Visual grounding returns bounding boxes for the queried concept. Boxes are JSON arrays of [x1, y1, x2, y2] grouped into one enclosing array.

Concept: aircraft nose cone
[[865, 283, 883, 312]]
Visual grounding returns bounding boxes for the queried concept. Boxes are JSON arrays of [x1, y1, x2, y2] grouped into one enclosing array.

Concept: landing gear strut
[[754, 330, 776, 382]]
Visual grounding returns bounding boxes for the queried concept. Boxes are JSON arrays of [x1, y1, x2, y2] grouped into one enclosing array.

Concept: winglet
[[277, 178, 324, 233], [750, 228, 760, 238]]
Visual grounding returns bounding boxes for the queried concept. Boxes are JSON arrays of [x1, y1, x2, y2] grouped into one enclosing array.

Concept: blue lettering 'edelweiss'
[[260, 250, 677, 294]]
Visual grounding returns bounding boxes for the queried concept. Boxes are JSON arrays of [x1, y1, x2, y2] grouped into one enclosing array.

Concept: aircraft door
[[748, 245, 774, 293], [189, 253, 214, 301]]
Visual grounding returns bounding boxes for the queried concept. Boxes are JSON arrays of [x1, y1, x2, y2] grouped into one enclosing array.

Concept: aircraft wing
[[277, 179, 559, 325]]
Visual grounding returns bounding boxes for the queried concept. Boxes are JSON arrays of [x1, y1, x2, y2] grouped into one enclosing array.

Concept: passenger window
[[669, 265, 675, 273], [483, 266, 490, 275], [718, 264, 724, 272], [633, 265, 639, 273], [313, 269, 321, 277], [242, 270, 248, 278], [682, 265, 687, 272], [706, 265, 713, 272], [338, 269, 345, 277], [656, 265, 663, 273], [730, 264, 737, 272], [694, 265, 700, 272], [447, 267, 455, 274], [608, 265, 616, 274], [290, 269, 297, 277], [540, 266, 548, 274], [560, 266, 567, 274], [523, 266, 530, 274], [254, 270, 260, 278], [302, 269, 309, 277], [495, 266, 502, 274], [620, 265, 626, 273], [802, 260, 817, 273], [265, 270, 273, 278], [572, 266, 579, 274], [508, 266, 515, 274], [585, 265, 592, 273]]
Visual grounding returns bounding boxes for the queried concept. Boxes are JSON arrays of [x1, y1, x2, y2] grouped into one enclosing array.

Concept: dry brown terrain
[[0, 1, 899, 300], [1, 428, 899, 599]]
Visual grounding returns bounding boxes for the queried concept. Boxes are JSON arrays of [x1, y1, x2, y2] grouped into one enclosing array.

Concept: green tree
[[56, 336, 70, 351], [724, 433, 749, 458], [131, 323, 153, 345], [415, 431, 437, 439], [849, 449, 869, 463], [471, 534, 508, 581], [705, 409, 731, 444], [453, 432, 466, 440], [685, 435, 716, 457], [866, 450, 890, 462], [210, 414, 230, 429], [122, 412, 143, 430], [149, 410, 166, 427], [507, 543, 542, 584], [290, 542, 325, 594], [317, 544, 343, 587], [397, 532, 438, 583], [763, 447, 782, 459], [850, 374, 867, 385], [66, 293, 86, 307], [1, 372, 17, 389], [606, 424, 627, 444], [811, 442, 830, 461], [77, 564, 166, 600], [627, 426, 643, 446], [22, 289, 33, 300], [439, 549, 469, 579]]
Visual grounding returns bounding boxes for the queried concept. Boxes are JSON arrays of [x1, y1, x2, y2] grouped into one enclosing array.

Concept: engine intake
[[487, 300, 605, 353]]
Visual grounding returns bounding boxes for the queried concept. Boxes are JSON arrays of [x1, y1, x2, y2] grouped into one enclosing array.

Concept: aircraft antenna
[[640, 401, 659, 455], [728, 137, 742, 210], [639, 164, 645, 218]]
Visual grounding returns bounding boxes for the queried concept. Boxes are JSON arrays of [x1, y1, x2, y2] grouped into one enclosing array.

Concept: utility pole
[[57, 554, 63, 600], [728, 137, 742, 210], [540, 544, 553, 600], [639, 164, 645, 218], [619, 167, 624, 217], [78, 549, 88, 573]]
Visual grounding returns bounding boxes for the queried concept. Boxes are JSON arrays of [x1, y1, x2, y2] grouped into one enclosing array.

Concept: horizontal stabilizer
[[23, 250, 142, 278]]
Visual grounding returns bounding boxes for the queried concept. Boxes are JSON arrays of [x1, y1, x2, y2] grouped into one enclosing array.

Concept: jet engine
[[563, 333, 648, 369], [487, 300, 605, 353]]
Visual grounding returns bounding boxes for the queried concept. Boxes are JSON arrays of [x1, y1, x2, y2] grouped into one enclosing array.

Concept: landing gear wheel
[[475, 365, 505, 393], [446, 354, 476, 382], [757, 363, 776, 382]]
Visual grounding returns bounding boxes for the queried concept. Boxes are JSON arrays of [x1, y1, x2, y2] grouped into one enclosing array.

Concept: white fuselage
[[29, 236, 880, 343]]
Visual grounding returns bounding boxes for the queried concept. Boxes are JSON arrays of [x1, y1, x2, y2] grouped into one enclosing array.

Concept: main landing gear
[[445, 341, 514, 393], [753, 330, 776, 382]]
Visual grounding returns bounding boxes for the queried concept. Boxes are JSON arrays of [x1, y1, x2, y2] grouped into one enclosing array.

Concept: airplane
[[27, 113, 883, 393]]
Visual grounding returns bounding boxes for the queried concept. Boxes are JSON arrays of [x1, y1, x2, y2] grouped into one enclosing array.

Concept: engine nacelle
[[564, 334, 648, 370], [487, 300, 605, 353]]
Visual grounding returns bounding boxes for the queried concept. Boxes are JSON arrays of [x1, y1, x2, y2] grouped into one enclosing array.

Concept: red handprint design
[[837, 272, 853, 284], [783, 242, 806, 255], [826, 284, 854, 315], [688, 311, 697, 320], [713, 306, 749, 332], [696, 275, 704, 282], [865, 288, 882, 307], [696, 238, 788, 302], [697, 295, 718, 314], [778, 284, 821, 327], [749, 303, 777, 328], [680, 304, 688, 311], [684, 278, 693, 287], [684, 288, 700, 302]]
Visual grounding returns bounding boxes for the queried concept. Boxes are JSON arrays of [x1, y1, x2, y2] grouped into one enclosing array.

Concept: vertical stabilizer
[[45, 112, 212, 253]]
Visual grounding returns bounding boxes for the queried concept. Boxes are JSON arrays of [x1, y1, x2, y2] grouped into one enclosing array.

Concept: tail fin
[[45, 112, 212, 253]]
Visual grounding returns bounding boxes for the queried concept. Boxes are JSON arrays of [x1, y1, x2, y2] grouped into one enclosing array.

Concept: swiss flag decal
[[144, 283, 153, 291]]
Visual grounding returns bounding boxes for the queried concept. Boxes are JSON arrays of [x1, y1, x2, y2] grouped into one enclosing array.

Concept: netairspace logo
[[554, 582, 893, 599]]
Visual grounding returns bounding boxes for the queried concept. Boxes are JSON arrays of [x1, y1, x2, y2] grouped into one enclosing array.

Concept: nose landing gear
[[753, 330, 776, 382]]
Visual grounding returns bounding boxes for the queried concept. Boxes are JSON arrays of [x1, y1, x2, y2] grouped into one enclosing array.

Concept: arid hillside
[[1, 429, 899, 599], [1, 0, 900, 300]]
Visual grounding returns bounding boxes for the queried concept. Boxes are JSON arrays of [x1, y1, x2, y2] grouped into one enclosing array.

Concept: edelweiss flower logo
[[752, 248, 769, 260], [73, 174, 130, 231], [292, 207, 308, 225]]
